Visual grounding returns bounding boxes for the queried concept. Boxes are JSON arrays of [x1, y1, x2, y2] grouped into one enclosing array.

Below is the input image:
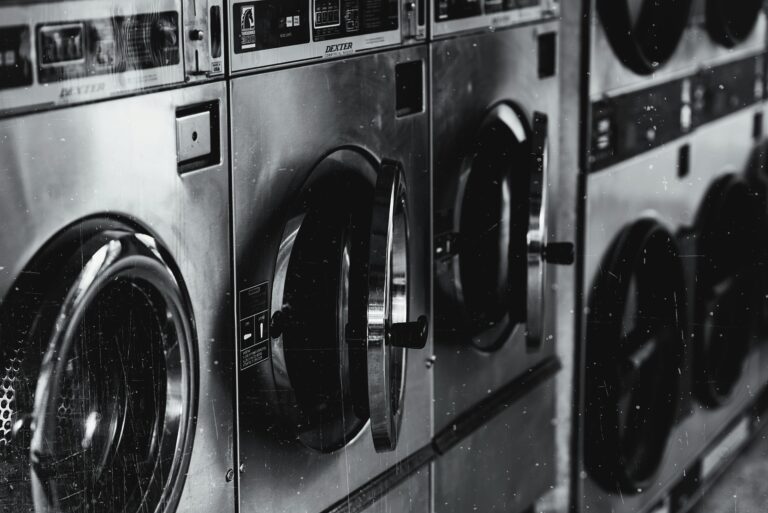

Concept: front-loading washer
[[0, 2, 232, 512], [576, 3, 768, 507], [431, 15, 572, 513], [230, 45, 431, 513]]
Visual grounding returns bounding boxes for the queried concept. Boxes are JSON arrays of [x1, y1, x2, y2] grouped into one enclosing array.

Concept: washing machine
[[226, 0, 425, 75], [576, 1, 768, 512], [431, 12, 572, 512], [230, 44, 431, 513], [0, 2, 232, 513]]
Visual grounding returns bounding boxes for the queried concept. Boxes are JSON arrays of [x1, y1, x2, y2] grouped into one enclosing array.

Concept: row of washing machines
[[0, 1, 766, 513]]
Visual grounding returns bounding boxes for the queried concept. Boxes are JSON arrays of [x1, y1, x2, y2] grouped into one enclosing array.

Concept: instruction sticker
[[239, 5, 256, 50], [239, 282, 270, 370]]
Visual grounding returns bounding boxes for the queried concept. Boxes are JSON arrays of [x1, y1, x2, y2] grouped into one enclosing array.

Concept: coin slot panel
[[176, 100, 220, 175]]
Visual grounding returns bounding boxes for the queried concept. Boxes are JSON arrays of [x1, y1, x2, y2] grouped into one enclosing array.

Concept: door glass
[[280, 167, 373, 452], [459, 109, 531, 347]]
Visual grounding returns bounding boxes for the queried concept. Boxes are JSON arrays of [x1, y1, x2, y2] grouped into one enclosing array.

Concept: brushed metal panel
[[431, 20, 561, 427], [230, 45, 432, 513], [580, 107, 763, 513], [0, 81, 234, 513]]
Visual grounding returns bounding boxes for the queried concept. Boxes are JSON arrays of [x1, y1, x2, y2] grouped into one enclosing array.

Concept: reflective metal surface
[[0, 81, 234, 513], [432, 20, 560, 420], [230, 45, 431, 513], [431, 20, 560, 513], [579, 106, 764, 513], [367, 161, 410, 452], [29, 231, 194, 513]]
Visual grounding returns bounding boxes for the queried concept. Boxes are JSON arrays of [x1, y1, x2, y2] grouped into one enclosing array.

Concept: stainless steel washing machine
[[230, 45, 431, 513], [431, 16, 571, 513], [226, 0, 425, 74], [0, 2, 232, 513], [576, 1, 768, 511]]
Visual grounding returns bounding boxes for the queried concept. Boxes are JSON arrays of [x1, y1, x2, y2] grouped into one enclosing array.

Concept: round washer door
[[440, 103, 548, 351], [706, 0, 763, 48], [0, 223, 196, 513], [694, 174, 764, 407], [597, 0, 693, 75], [584, 219, 687, 494], [270, 149, 427, 454], [366, 159, 428, 451]]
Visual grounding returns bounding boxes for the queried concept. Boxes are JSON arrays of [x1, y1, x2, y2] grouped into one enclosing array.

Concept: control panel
[[589, 54, 765, 171], [0, 0, 224, 115], [35, 13, 181, 85], [229, 0, 422, 73], [431, 0, 557, 39]]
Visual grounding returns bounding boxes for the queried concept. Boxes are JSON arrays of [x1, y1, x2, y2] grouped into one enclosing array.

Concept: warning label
[[239, 282, 270, 371]]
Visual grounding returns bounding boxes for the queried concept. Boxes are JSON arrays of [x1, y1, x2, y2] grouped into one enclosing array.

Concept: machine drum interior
[[0, 223, 195, 513], [706, 0, 763, 48], [458, 104, 532, 351], [280, 164, 375, 453], [585, 219, 687, 494], [597, 0, 693, 75], [694, 174, 763, 407]]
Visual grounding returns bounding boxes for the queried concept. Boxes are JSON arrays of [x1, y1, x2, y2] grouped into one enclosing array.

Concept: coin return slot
[[176, 100, 220, 175]]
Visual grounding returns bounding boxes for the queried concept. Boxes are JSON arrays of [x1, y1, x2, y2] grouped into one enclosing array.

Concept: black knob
[[543, 242, 575, 265], [270, 310, 285, 339], [389, 315, 429, 349]]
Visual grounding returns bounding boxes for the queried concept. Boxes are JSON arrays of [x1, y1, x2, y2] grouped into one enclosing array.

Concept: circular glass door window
[[271, 149, 424, 453], [585, 219, 687, 494], [706, 0, 763, 48], [694, 174, 764, 407], [0, 222, 195, 513], [597, 0, 693, 74], [437, 102, 535, 351]]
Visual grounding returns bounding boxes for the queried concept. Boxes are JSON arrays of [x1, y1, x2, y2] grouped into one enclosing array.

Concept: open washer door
[[436, 103, 568, 352], [0, 220, 196, 513], [585, 219, 687, 494], [694, 174, 764, 407], [269, 149, 427, 454], [706, 0, 763, 48], [597, 0, 693, 75]]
